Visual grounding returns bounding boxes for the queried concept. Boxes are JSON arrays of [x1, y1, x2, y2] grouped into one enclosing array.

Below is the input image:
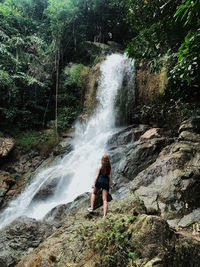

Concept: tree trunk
[[55, 48, 60, 133]]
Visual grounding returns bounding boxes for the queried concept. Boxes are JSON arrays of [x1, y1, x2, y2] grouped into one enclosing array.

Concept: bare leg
[[102, 190, 108, 217], [91, 188, 98, 210]]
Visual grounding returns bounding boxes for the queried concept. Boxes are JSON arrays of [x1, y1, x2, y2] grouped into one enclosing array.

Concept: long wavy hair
[[101, 155, 111, 176]]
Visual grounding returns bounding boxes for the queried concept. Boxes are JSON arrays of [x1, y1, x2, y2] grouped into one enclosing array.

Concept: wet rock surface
[[130, 118, 200, 227], [44, 191, 112, 227], [0, 133, 74, 210], [0, 216, 54, 267], [0, 138, 15, 158], [108, 125, 173, 198], [0, 156, 60, 210], [16, 193, 200, 267], [44, 192, 91, 225], [0, 118, 200, 266]]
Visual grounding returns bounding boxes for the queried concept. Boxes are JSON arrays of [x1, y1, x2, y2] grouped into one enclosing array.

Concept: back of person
[[88, 154, 113, 217], [97, 168, 109, 184]]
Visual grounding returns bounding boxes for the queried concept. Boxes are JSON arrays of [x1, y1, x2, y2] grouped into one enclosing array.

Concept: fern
[[0, 43, 16, 63], [12, 72, 45, 87], [0, 29, 10, 41]]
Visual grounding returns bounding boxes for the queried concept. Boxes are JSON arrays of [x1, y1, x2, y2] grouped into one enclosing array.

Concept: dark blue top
[[97, 169, 109, 185]]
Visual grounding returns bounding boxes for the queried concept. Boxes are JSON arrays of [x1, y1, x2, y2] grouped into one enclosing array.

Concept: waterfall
[[0, 53, 135, 229]]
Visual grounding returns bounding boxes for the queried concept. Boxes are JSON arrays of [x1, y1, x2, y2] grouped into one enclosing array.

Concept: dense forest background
[[0, 0, 199, 140]]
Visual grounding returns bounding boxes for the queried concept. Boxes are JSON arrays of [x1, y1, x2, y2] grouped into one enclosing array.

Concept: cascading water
[[0, 53, 135, 229]]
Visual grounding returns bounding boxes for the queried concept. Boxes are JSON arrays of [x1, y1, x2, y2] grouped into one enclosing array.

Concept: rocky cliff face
[[136, 60, 168, 104], [132, 117, 200, 228], [0, 117, 199, 266], [0, 138, 15, 158], [15, 194, 200, 267]]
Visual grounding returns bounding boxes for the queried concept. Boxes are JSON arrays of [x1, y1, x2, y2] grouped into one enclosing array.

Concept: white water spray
[[0, 53, 135, 229]]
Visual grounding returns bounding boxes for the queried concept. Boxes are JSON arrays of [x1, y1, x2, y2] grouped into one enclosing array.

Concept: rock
[[44, 192, 91, 223], [46, 120, 55, 129], [129, 214, 200, 266], [178, 117, 200, 142], [44, 191, 112, 225], [131, 135, 200, 227], [109, 192, 147, 216], [16, 207, 200, 267], [52, 140, 73, 156], [0, 216, 54, 267], [146, 207, 161, 216], [106, 125, 172, 199], [107, 41, 124, 50], [0, 138, 15, 157], [175, 208, 200, 227], [32, 178, 59, 201], [32, 172, 73, 202], [3, 150, 44, 175], [129, 215, 174, 259], [2, 119, 200, 266], [0, 155, 62, 210], [178, 130, 200, 142], [110, 137, 171, 199], [120, 137, 167, 179], [140, 128, 161, 141], [0, 188, 7, 198], [179, 116, 200, 134], [0, 172, 16, 205], [107, 124, 149, 147], [84, 41, 112, 55], [59, 138, 73, 148]]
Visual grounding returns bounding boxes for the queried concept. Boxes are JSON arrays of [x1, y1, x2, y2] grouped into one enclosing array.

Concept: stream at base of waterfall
[[0, 53, 135, 229]]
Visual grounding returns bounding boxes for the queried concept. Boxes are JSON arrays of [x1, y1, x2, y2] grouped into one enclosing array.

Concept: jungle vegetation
[[0, 0, 199, 135]]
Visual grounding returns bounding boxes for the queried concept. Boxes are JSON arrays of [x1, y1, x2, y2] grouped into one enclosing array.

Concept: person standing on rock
[[88, 155, 113, 218]]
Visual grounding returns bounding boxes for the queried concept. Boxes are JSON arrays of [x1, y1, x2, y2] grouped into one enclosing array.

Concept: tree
[[44, 0, 76, 132]]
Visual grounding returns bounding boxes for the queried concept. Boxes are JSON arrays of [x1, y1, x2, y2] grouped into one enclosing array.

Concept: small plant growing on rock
[[90, 216, 137, 267]]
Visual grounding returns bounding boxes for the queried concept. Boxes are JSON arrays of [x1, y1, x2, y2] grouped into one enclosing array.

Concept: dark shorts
[[95, 180, 109, 192]]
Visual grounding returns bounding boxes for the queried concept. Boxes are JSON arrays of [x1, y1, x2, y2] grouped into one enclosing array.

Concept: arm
[[92, 167, 101, 188], [109, 168, 113, 189]]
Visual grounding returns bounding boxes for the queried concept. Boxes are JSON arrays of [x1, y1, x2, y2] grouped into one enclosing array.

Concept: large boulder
[[44, 191, 112, 226], [136, 59, 168, 104], [0, 138, 15, 158], [179, 116, 200, 133], [16, 193, 200, 267], [130, 118, 200, 228], [107, 125, 173, 198], [0, 172, 17, 209], [0, 216, 54, 267], [44, 192, 91, 224]]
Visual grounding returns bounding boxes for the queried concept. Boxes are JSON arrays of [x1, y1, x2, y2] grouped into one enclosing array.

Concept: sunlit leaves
[[13, 72, 45, 87], [175, 0, 200, 26], [170, 30, 200, 84], [44, 0, 76, 36]]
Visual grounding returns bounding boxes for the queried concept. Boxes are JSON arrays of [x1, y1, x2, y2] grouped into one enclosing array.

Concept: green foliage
[[0, 69, 13, 87], [0, 0, 53, 130], [126, 0, 183, 60], [126, 0, 200, 100], [186, 221, 196, 227], [134, 100, 200, 129], [57, 107, 78, 132], [36, 133, 59, 157], [169, 31, 199, 85], [15, 129, 59, 156], [169, 0, 200, 86], [0, 0, 131, 133], [90, 216, 137, 267], [175, 0, 200, 26], [69, 64, 87, 89], [56, 64, 88, 132], [15, 130, 38, 147]]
